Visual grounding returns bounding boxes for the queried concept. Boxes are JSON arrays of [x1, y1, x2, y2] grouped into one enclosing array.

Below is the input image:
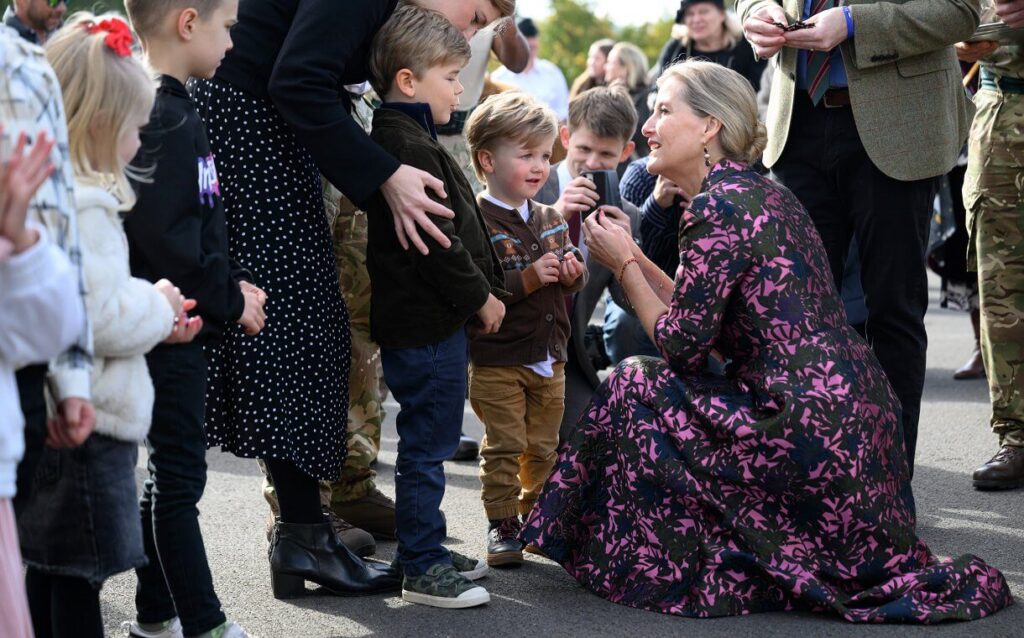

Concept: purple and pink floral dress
[[521, 161, 1012, 622]]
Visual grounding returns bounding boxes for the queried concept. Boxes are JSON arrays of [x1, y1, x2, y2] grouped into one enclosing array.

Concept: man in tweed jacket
[[737, 0, 981, 477]]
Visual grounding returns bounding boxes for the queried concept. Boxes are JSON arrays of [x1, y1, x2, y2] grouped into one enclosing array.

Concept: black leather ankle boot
[[268, 521, 401, 599]]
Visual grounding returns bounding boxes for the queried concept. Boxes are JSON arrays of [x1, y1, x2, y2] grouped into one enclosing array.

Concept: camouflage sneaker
[[402, 563, 490, 609], [449, 550, 488, 580]]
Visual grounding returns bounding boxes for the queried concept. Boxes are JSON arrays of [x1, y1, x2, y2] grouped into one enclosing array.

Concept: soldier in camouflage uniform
[[263, 91, 396, 552], [964, 31, 1024, 490]]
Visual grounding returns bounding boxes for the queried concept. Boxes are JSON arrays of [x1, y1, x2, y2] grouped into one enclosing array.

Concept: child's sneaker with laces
[[402, 563, 490, 609], [122, 618, 183, 638]]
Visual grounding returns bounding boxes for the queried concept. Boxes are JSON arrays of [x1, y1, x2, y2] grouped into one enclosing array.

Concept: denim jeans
[[602, 297, 659, 364], [134, 343, 225, 635], [381, 328, 466, 577]]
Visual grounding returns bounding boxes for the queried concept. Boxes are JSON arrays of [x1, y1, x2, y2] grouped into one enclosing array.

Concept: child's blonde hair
[[45, 12, 156, 206], [464, 91, 558, 182]]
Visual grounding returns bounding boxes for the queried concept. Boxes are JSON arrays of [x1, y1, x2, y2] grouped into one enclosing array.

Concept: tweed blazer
[[737, 0, 980, 181]]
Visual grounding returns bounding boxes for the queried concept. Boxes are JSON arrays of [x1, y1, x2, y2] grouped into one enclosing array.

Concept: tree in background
[[535, 0, 674, 83]]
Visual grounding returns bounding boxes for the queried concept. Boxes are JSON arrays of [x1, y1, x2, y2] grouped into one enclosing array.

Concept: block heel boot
[[269, 521, 401, 599]]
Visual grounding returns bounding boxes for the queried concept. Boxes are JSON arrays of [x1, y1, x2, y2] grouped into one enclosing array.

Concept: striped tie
[[806, 0, 838, 105]]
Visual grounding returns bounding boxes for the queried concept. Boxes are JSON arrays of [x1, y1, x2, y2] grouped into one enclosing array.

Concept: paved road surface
[[100, 285, 1024, 637]]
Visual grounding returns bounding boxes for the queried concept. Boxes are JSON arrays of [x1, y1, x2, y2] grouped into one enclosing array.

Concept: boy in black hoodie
[[364, 4, 506, 609], [123, 1, 264, 637]]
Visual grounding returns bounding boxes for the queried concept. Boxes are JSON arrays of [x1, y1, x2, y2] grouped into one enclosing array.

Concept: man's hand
[[553, 175, 598, 220], [743, 5, 789, 59], [995, 0, 1024, 29], [956, 40, 1000, 63], [523, 252, 561, 294], [783, 7, 849, 52], [598, 205, 633, 235], [381, 164, 456, 255], [475, 293, 505, 335], [47, 397, 95, 448], [558, 251, 584, 286], [652, 176, 690, 210]]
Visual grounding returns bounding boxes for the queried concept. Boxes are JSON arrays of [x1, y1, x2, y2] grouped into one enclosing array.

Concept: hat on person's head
[[517, 17, 539, 37], [676, 0, 726, 22]]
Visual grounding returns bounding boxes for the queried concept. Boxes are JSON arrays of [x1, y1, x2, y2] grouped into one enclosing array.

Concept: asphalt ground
[[100, 283, 1024, 637]]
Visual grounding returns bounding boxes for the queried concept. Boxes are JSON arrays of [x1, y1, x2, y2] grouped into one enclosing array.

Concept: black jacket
[[214, 0, 401, 206], [653, 37, 766, 92], [365, 105, 505, 350], [126, 75, 249, 341]]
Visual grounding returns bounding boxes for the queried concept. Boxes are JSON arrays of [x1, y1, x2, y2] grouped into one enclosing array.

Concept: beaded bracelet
[[617, 257, 639, 283]]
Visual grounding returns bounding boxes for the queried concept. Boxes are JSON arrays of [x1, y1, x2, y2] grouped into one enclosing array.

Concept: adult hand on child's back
[[382, 164, 456, 255], [239, 289, 267, 336], [46, 397, 96, 448], [475, 293, 505, 335], [559, 251, 583, 286], [554, 175, 598, 220]]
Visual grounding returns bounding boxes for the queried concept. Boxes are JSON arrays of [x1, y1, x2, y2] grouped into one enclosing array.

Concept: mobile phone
[[581, 169, 621, 218]]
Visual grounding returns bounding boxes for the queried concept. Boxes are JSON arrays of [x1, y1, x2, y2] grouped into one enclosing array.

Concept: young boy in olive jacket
[[364, 5, 505, 609], [463, 92, 587, 567]]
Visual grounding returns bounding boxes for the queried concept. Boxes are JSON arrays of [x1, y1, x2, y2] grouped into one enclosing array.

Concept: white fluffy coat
[[63, 184, 174, 442]]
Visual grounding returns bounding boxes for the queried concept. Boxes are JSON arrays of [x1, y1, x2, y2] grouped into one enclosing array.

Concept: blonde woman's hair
[[657, 60, 767, 164], [46, 12, 156, 207], [464, 91, 558, 181], [609, 42, 648, 91], [368, 3, 471, 99]]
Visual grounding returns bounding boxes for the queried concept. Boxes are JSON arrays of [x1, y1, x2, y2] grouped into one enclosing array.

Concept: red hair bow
[[86, 18, 134, 58]]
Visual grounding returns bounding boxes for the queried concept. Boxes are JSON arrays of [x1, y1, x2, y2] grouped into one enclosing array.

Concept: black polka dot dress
[[192, 78, 349, 481]]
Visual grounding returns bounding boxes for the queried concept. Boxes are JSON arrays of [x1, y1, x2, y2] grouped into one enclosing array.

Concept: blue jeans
[[135, 343, 225, 635], [603, 297, 659, 364], [381, 328, 466, 577]]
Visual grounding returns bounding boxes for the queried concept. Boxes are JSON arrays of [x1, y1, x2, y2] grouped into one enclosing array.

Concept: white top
[[458, 28, 496, 112], [60, 183, 176, 443], [0, 224, 81, 498], [492, 58, 570, 121], [480, 192, 555, 378]]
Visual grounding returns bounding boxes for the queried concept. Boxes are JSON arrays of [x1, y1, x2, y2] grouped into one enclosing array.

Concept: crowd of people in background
[[0, 0, 1021, 635]]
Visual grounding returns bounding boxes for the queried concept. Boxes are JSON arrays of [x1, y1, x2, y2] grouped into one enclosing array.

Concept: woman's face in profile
[[685, 4, 726, 43], [605, 51, 627, 83], [420, 0, 500, 40], [643, 77, 707, 184], [587, 45, 607, 79]]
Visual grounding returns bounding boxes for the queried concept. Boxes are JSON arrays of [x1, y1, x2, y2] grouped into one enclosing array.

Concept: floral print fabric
[[521, 161, 1013, 622]]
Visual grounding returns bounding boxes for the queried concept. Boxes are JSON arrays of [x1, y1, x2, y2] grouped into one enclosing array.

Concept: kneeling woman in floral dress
[[521, 60, 1012, 623]]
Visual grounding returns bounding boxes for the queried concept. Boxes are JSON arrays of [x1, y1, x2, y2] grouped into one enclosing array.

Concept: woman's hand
[[381, 164, 456, 255], [583, 209, 637, 272]]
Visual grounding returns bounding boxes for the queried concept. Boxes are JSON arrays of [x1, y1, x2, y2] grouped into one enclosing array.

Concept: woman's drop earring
[[703, 146, 711, 168]]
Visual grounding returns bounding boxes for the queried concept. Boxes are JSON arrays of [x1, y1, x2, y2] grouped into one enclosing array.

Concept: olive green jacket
[[737, 0, 981, 181]]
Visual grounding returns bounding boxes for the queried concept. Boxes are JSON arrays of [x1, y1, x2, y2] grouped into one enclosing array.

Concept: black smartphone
[[581, 169, 621, 218]]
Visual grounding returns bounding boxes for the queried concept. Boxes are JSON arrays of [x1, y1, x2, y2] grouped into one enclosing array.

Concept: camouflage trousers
[[438, 133, 484, 195], [964, 88, 1024, 447], [263, 191, 384, 513]]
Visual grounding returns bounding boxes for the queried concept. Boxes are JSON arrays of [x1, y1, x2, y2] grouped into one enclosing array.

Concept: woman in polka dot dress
[[192, 0, 513, 599]]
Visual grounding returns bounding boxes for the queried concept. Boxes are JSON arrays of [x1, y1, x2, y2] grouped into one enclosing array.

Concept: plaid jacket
[[0, 25, 92, 400]]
